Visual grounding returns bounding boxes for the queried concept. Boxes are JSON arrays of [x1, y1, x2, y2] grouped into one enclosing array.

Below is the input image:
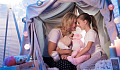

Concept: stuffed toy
[[14, 55, 27, 64], [3, 55, 27, 67], [67, 27, 90, 65], [3, 56, 16, 67], [57, 35, 72, 50], [51, 51, 60, 61], [72, 33, 83, 51], [51, 34, 73, 61], [72, 27, 84, 51]]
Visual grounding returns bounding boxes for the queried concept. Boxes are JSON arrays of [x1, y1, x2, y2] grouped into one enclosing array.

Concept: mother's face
[[70, 19, 77, 31]]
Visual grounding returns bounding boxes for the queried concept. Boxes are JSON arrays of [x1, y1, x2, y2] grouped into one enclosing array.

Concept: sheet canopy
[[20, 0, 119, 69]]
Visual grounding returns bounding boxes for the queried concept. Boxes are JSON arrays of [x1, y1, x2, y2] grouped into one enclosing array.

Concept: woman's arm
[[75, 41, 93, 58], [57, 49, 72, 55], [48, 41, 72, 57], [48, 41, 56, 56], [56, 47, 72, 60]]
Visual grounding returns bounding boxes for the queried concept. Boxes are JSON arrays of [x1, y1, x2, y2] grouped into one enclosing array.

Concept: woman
[[43, 12, 77, 70], [76, 13, 107, 70]]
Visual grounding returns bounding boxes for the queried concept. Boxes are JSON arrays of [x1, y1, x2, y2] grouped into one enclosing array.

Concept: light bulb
[[108, 4, 114, 11], [23, 31, 28, 37], [114, 17, 120, 24], [24, 44, 30, 50], [22, 17, 26, 23], [37, 1, 43, 6]]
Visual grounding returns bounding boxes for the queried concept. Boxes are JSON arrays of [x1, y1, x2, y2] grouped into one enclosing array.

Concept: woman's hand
[[61, 55, 69, 60], [68, 33, 74, 39], [57, 49, 73, 55], [57, 49, 72, 60]]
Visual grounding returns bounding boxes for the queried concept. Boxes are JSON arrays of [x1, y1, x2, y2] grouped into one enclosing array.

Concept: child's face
[[77, 18, 86, 30]]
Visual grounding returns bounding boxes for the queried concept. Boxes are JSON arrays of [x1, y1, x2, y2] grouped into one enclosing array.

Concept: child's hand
[[61, 55, 69, 60], [75, 55, 78, 58], [75, 54, 81, 58]]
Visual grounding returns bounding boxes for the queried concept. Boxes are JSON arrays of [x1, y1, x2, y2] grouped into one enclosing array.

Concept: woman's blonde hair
[[55, 12, 77, 36]]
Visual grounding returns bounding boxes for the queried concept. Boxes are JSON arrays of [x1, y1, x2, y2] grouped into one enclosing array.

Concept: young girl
[[76, 13, 107, 69]]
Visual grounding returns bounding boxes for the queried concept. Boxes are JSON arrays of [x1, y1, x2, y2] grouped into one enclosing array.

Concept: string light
[[108, 4, 114, 11], [36, 0, 46, 6], [22, 17, 26, 23], [114, 17, 120, 24], [24, 44, 31, 50], [23, 31, 28, 37]]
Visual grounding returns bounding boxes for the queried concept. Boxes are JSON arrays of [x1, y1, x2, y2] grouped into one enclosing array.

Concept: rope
[[11, 9, 21, 45], [3, 7, 9, 64]]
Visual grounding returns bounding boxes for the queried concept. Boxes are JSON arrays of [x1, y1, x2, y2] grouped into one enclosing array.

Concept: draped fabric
[[20, 0, 118, 69], [57, 0, 117, 43], [20, 0, 56, 69], [39, 3, 75, 35], [20, 19, 47, 69]]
